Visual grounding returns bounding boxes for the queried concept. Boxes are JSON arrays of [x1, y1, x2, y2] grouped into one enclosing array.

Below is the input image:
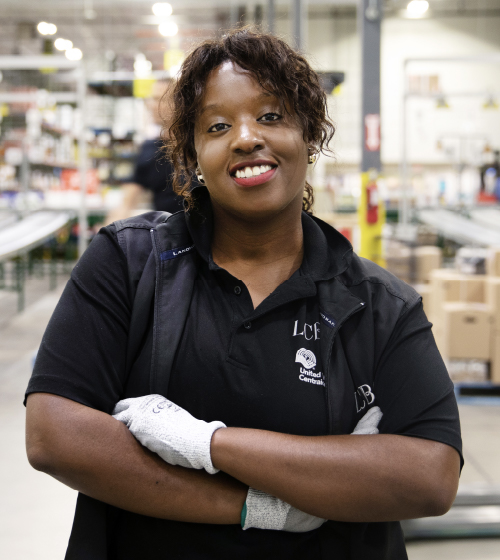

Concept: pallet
[[454, 382, 500, 405]]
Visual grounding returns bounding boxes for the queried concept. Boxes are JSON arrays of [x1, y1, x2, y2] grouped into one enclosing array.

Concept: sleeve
[[24, 226, 132, 414], [374, 300, 463, 469]]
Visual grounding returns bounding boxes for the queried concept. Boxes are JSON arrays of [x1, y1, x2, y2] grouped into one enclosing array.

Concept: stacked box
[[428, 270, 486, 325], [487, 277, 500, 383], [487, 248, 500, 277], [413, 283, 431, 314], [441, 303, 492, 361], [492, 333, 500, 384], [415, 246, 442, 284]]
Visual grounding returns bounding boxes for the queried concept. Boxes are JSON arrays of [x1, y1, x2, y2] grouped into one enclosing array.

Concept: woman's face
[[194, 61, 309, 223]]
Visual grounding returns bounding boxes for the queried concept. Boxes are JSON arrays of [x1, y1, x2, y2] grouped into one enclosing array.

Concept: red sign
[[364, 114, 380, 152]]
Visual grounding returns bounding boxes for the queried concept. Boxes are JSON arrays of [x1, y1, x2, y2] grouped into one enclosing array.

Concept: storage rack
[[0, 56, 87, 257]]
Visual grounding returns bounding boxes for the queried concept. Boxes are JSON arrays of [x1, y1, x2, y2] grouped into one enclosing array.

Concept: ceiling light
[[152, 3, 173, 17], [54, 38, 73, 51], [159, 21, 178, 37], [65, 48, 83, 61], [407, 1, 429, 17], [134, 54, 153, 76], [37, 22, 58, 35]]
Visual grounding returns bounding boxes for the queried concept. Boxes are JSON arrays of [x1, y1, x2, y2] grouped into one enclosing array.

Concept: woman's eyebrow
[[199, 93, 275, 117]]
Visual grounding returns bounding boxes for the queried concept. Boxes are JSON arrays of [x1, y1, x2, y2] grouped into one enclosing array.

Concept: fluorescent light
[[65, 48, 83, 61], [159, 21, 178, 37], [407, 0, 429, 17], [152, 3, 172, 17], [134, 58, 153, 76], [54, 38, 73, 51], [37, 22, 58, 35]]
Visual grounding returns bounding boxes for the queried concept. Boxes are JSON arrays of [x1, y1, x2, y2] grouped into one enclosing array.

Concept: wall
[[276, 12, 500, 167]]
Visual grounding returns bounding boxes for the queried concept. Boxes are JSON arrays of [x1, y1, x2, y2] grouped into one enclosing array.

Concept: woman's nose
[[231, 121, 264, 154]]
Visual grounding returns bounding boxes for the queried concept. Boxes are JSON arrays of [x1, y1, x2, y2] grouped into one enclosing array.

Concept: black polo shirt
[[167, 209, 328, 437], [26, 201, 461, 559], [132, 139, 184, 213]]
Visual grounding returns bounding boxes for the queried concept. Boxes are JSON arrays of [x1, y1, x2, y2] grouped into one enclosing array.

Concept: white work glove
[[112, 394, 226, 474], [242, 406, 383, 532]]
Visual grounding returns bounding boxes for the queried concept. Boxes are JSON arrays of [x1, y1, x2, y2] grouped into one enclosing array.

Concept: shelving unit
[[0, 55, 87, 257]]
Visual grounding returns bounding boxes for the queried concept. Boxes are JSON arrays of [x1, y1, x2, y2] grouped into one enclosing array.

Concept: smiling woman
[[25, 27, 462, 560]]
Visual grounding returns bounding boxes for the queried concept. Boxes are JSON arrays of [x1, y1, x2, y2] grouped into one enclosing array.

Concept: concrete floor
[[1, 278, 499, 559]]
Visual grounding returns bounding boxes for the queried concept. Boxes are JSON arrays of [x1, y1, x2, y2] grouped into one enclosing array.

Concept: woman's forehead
[[200, 61, 277, 111]]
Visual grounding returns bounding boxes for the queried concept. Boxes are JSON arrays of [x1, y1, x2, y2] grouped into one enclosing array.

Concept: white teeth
[[234, 164, 274, 178]]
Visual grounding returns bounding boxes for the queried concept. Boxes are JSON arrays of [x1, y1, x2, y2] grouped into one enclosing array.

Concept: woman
[[25, 28, 462, 559]]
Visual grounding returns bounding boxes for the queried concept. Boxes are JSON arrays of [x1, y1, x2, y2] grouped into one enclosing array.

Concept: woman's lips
[[232, 167, 277, 187]]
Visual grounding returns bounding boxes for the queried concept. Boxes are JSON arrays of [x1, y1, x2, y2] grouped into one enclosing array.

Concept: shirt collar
[[185, 186, 353, 282]]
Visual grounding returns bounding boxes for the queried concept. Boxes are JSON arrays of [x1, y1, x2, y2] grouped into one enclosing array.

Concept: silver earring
[[195, 166, 205, 184], [308, 153, 317, 164]]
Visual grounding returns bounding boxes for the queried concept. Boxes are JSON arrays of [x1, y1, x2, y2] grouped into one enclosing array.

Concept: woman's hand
[[113, 394, 386, 531], [241, 407, 383, 532], [112, 395, 226, 474], [26, 393, 246, 524]]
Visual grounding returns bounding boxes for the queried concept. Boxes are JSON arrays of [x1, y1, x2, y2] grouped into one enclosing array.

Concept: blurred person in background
[[25, 28, 462, 560], [106, 78, 184, 223]]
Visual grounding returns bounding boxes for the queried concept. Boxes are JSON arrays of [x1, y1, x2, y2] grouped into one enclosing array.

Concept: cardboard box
[[491, 331, 500, 384], [415, 246, 442, 284], [429, 270, 487, 324], [487, 248, 500, 277], [486, 276, 500, 328], [441, 303, 492, 360], [414, 283, 431, 314]]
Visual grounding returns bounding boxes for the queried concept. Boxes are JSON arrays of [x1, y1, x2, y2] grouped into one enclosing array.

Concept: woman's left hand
[[112, 395, 226, 474]]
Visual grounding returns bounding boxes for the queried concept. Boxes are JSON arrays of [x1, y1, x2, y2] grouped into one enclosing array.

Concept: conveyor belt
[[0, 211, 74, 261], [0, 212, 18, 231], [469, 207, 500, 232], [402, 486, 500, 539], [417, 209, 500, 247]]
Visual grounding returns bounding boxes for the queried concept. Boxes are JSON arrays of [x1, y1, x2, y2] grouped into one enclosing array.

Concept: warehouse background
[[0, 1, 500, 559]]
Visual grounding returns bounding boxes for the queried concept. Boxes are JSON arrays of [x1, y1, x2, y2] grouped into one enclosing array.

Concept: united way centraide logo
[[295, 348, 325, 387]]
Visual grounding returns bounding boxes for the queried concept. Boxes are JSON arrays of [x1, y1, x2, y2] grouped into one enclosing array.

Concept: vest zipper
[[325, 301, 366, 434]]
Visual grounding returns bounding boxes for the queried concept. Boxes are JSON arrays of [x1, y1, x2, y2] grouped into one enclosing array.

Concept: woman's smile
[[230, 160, 278, 187]]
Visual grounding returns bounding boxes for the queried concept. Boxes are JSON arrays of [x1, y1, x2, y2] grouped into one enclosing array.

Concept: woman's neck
[[211, 205, 304, 308]]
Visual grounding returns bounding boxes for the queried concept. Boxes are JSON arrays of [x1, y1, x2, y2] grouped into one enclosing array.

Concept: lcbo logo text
[[293, 320, 320, 340], [355, 384, 375, 412]]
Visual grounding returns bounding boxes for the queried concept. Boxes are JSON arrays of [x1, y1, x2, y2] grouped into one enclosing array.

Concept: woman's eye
[[259, 112, 282, 122], [208, 123, 230, 133]]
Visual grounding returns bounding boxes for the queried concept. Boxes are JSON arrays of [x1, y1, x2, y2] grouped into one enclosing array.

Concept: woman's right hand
[[241, 407, 383, 532]]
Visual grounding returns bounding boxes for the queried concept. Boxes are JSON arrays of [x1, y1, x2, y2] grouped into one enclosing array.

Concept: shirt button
[[234, 286, 242, 295], [243, 321, 252, 329]]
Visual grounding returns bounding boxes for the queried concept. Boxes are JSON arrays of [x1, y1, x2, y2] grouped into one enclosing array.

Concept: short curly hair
[[164, 27, 335, 213]]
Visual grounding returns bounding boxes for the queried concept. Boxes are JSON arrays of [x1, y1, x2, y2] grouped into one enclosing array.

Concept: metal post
[[359, 0, 382, 173], [15, 255, 26, 312], [400, 61, 409, 226], [268, 0, 276, 33], [77, 67, 88, 258], [292, 0, 306, 52]]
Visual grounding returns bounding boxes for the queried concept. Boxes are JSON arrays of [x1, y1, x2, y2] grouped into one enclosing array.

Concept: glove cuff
[[203, 421, 226, 474], [242, 488, 291, 531]]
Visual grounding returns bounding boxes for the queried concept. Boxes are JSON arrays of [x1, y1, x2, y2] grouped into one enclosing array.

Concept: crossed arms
[[26, 391, 460, 525]]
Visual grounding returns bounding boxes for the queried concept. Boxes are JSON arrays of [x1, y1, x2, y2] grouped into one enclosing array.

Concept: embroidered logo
[[295, 348, 325, 387], [160, 245, 195, 261], [354, 384, 375, 412], [295, 348, 317, 370]]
